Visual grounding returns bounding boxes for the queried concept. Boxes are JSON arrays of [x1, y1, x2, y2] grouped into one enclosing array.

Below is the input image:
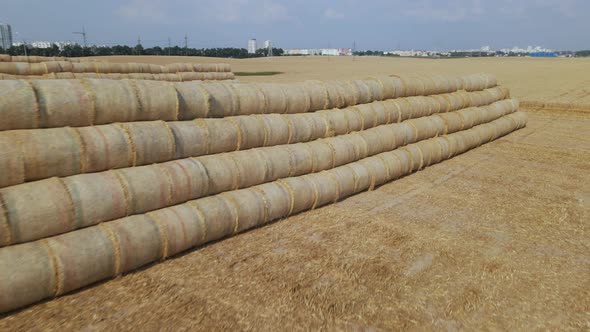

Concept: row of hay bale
[[0, 86, 511, 188], [0, 55, 93, 63], [0, 71, 235, 82], [0, 98, 519, 246], [0, 74, 497, 131], [0, 61, 231, 75], [0, 112, 528, 313]]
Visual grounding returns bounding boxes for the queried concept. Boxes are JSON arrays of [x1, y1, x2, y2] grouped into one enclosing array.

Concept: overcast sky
[[2, 0, 589, 50]]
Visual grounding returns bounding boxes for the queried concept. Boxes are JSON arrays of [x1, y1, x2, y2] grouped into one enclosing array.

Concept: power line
[[73, 27, 87, 47]]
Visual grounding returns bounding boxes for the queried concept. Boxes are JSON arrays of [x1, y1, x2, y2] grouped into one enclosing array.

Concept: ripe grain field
[[1, 56, 588, 330]]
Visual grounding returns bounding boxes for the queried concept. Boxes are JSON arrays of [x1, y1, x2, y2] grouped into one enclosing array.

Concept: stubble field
[[1, 56, 588, 330]]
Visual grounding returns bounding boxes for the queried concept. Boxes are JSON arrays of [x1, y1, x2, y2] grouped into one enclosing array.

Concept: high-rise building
[[264, 40, 272, 49], [0, 23, 13, 50], [247, 39, 257, 54]]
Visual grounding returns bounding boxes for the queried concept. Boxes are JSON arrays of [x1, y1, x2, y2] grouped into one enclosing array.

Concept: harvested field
[[0, 56, 588, 330]]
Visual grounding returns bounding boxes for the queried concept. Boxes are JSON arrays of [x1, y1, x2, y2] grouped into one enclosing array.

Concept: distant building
[[284, 48, 352, 56], [248, 39, 257, 54], [264, 40, 271, 49], [0, 23, 13, 50]]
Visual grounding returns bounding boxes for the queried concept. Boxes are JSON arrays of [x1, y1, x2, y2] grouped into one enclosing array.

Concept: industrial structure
[[0, 23, 13, 50], [247, 39, 257, 54]]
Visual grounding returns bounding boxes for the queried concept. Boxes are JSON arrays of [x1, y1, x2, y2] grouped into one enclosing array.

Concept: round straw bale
[[329, 136, 359, 167], [307, 140, 335, 171], [147, 204, 204, 257], [45, 226, 116, 294], [287, 114, 317, 143], [235, 115, 268, 149], [129, 80, 178, 121], [76, 124, 132, 173], [345, 162, 372, 194], [0, 80, 38, 131], [0, 242, 56, 313], [402, 145, 424, 171], [115, 166, 174, 215], [359, 156, 389, 190], [363, 79, 384, 102], [259, 146, 292, 180], [255, 83, 288, 114], [186, 196, 234, 243], [0, 135, 25, 188], [127, 63, 141, 73], [1, 177, 75, 244], [260, 114, 290, 146], [197, 118, 239, 153], [284, 144, 314, 176], [33, 80, 93, 128], [255, 182, 291, 221], [317, 109, 348, 136], [456, 108, 479, 128], [323, 81, 346, 109], [14, 127, 83, 182], [28, 63, 46, 76], [166, 121, 209, 158], [303, 80, 329, 110], [371, 76, 397, 100], [369, 103, 390, 125], [221, 189, 266, 232], [0, 54, 10, 62], [431, 94, 450, 113], [69, 62, 86, 73], [229, 83, 266, 115], [197, 154, 239, 194], [357, 129, 386, 156], [305, 173, 340, 207], [351, 80, 372, 104], [61, 171, 127, 229], [349, 105, 375, 130], [119, 121, 176, 166], [14, 62, 33, 76], [336, 81, 359, 106], [282, 83, 311, 114], [202, 83, 237, 117], [279, 177, 315, 214], [163, 158, 210, 201], [107, 215, 163, 274], [229, 150, 268, 188]]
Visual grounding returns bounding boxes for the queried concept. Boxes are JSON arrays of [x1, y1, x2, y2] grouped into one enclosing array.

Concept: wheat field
[[0, 56, 588, 330]]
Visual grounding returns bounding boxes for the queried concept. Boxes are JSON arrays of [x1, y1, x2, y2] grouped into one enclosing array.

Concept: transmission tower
[[184, 34, 188, 55], [168, 37, 171, 56], [73, 27, 87, 47]]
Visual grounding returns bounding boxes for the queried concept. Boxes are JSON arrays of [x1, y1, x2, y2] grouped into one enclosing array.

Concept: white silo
[[248, 39, 257, 54]]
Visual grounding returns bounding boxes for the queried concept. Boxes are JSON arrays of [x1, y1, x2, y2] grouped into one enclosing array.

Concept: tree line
[[0, 44, 284, 59]]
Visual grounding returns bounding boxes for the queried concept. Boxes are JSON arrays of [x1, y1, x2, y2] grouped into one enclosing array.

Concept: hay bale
[[0, 80, 38, 131], [351, 80, 373, 104], [256, 83, 288, 114], [0, 135, 24, 188], [323, 81, 346, 109], [33, 80, 94, 128], [202, 83, 238, 117], [117, 121, 176, 166], [130, 80, 179, 121], [282, 83, 311, 114], [303, 80, 329, 110], [0, 63, 18, 75], [84, 79, 138, 124], [173, 81, 211, 120], [0, 111, 529, 313], [0, 178, 75, 245], [0, 242, 57, 313], [229, 84, 266, 115]]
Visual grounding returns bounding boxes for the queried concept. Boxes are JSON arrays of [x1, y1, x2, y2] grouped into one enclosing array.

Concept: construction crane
[[73, 27, 87, 47]]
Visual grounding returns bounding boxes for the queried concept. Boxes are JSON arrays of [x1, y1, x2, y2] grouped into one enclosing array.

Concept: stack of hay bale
[[0, 73, 527, 313], [0, 58, 234, 81]]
